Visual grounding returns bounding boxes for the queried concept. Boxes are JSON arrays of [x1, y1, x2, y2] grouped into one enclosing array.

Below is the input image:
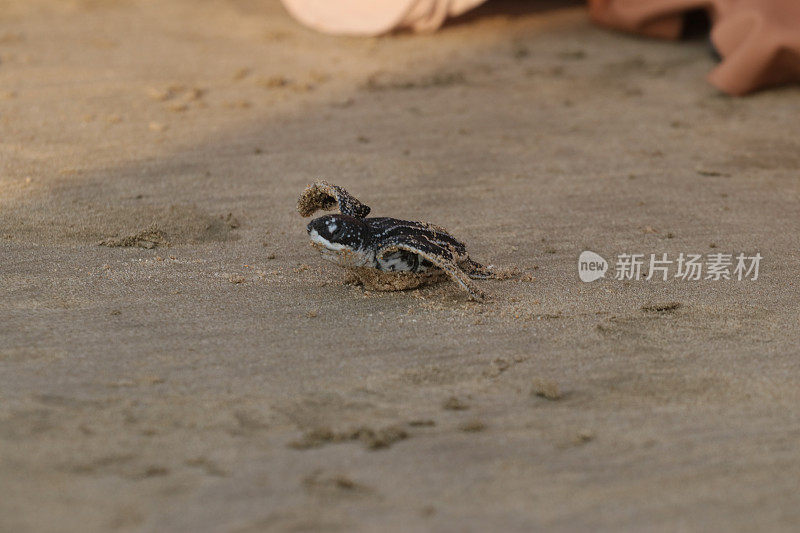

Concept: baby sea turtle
[[297, 181, 496, 301]]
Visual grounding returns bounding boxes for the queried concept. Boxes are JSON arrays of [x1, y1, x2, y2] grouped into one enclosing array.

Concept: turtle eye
[[330, 225, 347, 242]]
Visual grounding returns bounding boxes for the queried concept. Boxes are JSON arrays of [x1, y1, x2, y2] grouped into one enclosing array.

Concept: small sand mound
[[344, 267, 446, 292], [289, 424, 408, 451], [490, 266, 520, 280], [531, 379, 561, 401], [363, 70, 466, 91], [641, 302, 682, 313], [99, 227, 168, 249], [97, 206, 240, 248]]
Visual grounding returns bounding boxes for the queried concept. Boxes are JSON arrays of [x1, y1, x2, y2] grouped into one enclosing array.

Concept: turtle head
[[306, 214, 372, 267]]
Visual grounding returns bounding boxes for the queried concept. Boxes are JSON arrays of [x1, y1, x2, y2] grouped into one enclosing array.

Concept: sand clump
[[95, 207, 240, 248], [531, 379, 561, 401], [344, 267, 445, 292], [458, 420, 486, 432], [641, 302, 682, 313], [98, 227, 168, 249], [407, 419, 436, 427], [442, 396, 469, 411], [363, 70, 467, 91], [302, 470, 374, 497], [289, 425, 409, 451], [145, 84, 205, 107]]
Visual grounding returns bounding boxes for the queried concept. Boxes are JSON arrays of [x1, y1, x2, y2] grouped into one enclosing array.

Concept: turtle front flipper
[[378, 239, 487, 302], [297, 181, 371, 219], [461, 257, 496, 280]]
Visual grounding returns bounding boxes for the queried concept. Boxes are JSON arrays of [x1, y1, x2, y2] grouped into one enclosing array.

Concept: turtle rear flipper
[[297, 181, 371, 219], [378, 239, 486, 302], [461, 257, 495, 280]]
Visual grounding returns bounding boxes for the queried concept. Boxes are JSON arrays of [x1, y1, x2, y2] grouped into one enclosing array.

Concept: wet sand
[[2, 0, 800, 531]]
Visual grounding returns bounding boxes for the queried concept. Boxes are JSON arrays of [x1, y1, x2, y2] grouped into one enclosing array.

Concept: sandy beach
[[2, 0, 800, 531]]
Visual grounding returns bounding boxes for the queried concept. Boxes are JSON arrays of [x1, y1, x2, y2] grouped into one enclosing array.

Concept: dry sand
[[2, 0, 800, 531]]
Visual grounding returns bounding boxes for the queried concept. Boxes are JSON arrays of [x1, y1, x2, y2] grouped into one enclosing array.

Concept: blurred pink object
[[280, 0, 487, 35], [589, 0, 800, 95]]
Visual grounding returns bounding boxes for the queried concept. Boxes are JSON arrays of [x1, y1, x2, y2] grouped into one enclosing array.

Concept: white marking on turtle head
[[308, 229, 374, 268], [308, 229, 348, 251]]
